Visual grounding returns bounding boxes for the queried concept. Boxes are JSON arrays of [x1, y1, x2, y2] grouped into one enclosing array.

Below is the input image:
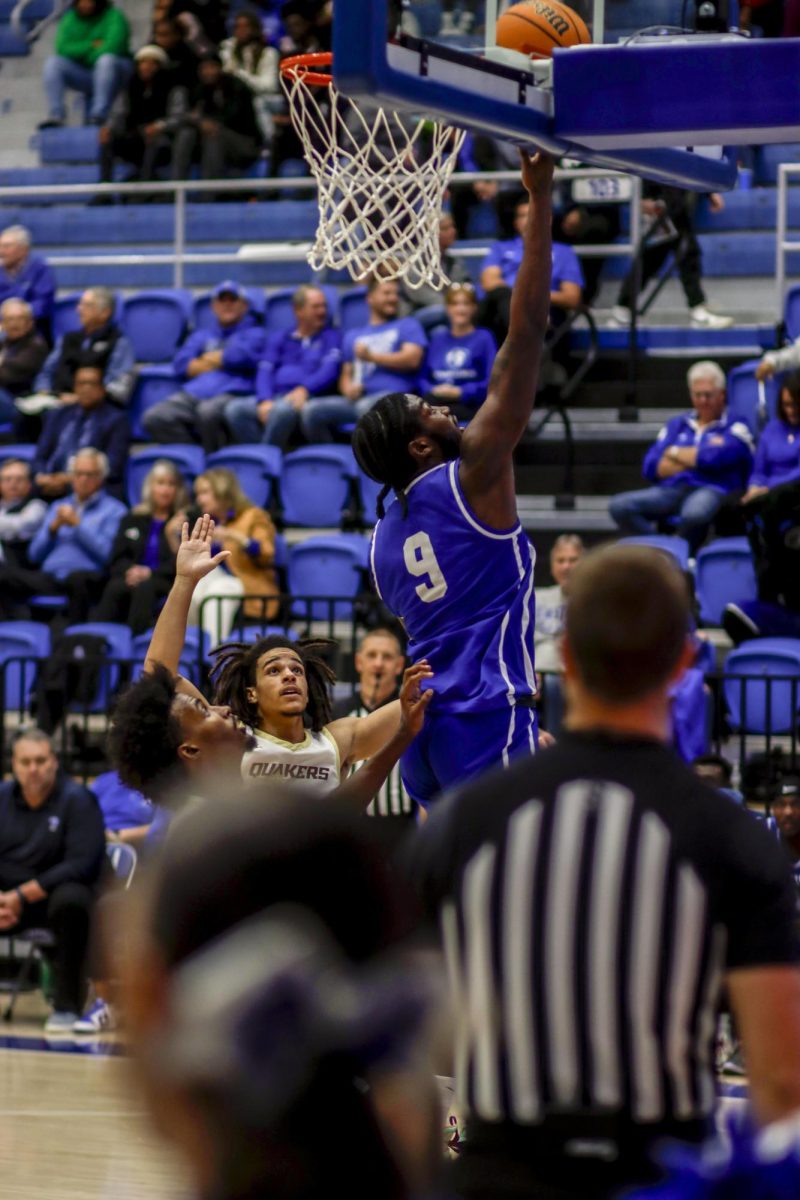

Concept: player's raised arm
[[460, 150, 554, 527], [144, 514, 230, 696]]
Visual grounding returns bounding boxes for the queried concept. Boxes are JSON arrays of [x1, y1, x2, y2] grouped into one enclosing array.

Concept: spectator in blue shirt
[[225, 285, 341, 450], [0, 226, 56, 339], [478, 196, 585, 343], [32, 365, 129, 500], [0, 446, 126, 622], [303, 277, 427, 444], [142, 280, 266, 453], [741, 374, 800, 504], [419, 282, 496, 420], [609, 360, 754, 553]]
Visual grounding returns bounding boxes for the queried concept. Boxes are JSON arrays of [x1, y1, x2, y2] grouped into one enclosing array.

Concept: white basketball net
[[281, 66, 466, 291]]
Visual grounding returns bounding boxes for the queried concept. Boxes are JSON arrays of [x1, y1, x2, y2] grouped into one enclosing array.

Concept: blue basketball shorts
[[400, 703, 538, 808]]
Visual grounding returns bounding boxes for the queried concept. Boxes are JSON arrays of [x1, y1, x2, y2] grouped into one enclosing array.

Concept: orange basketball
[[496, 1, 591, 59]]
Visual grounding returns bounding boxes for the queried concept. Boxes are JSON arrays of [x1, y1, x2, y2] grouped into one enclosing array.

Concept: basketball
[[496, 1, 591, 58]]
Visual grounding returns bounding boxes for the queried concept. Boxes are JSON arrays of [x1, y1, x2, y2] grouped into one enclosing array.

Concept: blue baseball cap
[[212, 280, 247, 301]]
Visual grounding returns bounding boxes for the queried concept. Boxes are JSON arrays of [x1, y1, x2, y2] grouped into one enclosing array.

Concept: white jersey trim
[[448, 460, 523, 542]]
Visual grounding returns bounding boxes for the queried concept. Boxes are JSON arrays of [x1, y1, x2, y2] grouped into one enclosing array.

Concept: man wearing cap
[[767, 777, 800, 905], [142, 281, 265, 453], [97, 43, 188, 191]]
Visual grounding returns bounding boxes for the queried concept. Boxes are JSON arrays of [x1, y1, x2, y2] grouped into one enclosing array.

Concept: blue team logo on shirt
[[48, 816, 60, 833], [445, 348, 470, 370]]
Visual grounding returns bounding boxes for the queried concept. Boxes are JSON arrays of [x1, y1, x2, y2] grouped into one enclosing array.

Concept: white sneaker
[[44, 1010, 79, 1033], [73, 998, 117, 1033], [608, 305, 632, 327], [457, 10, 475, 33], [439, 11, 458, 34], [690, 304, 735, 330], [15, 393, 60, 415]]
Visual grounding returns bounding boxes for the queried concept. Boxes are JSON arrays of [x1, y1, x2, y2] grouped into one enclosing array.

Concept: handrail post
[[777, 163, 788, 322], [174, 184, 186, 289]]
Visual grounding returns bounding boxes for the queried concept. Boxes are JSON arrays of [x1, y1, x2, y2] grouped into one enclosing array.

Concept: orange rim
[[280, 51, 333, 87]]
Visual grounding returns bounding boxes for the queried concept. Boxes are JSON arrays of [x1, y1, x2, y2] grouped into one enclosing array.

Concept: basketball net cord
[[281, 67, 466, 291]]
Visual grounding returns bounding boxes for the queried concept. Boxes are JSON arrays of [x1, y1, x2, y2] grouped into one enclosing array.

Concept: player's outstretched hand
[[176, 513, 231, 583], [519, 148, 554, 198], [399, 659, 434, 739]]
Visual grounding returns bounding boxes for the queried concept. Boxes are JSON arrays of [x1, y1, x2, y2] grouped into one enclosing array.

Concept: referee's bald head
[[564, 543, 692, 704]]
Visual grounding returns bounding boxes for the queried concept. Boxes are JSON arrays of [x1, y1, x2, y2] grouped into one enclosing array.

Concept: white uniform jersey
[[241, 727, 341, 795]]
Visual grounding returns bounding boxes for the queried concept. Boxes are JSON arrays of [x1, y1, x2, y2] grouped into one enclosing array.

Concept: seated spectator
[[92, 458, 188, 633], [0, 226, 56, 338], [225, 285, 341, 450], [534, 533, 584, 674], [555, 163, 621, 307], [0, 299, 49, 427], [740, 373, 800, 506], [143, 281, 265, 453], [765, 776, 800, 900], [185, 467, 279, 645], [398, 214, 472, 330], [449, 133, 523, 241], [152, 16, 198, 91], [97, 44, 186, 192], [0, 447, 127, 623], [608, 360, 754, 554], [303, 277, 427, 444], [419, 283, 496, 421], [40, 0, 132, 130], [32, 365, 129, 500], [26, 287, 135, 415], [271, 0, 330, 174], [168, 0, 230, 52], [0, 457, 48, 566], [0, 728, 105, 1032], [220, 9, 280, 146], [171, 51, 263, 188], [692, 753, 735, 791], [479, 196, 584, 343]]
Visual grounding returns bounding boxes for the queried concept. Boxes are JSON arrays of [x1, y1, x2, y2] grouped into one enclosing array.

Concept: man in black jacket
[[98, 43, 186, 189], [170, 51, 262, 185], [32, 365, 129, 500], [0, 728, 106, 1032], [0, 299, 48, 428]]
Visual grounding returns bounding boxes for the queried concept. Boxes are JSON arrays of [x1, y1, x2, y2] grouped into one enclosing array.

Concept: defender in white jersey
[[353, 151, 554, 806]]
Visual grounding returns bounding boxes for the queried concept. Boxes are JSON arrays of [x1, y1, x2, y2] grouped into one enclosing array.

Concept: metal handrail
[[11, 0, 67, 42], [0, 167, 642, 289], [776, 162, 800, 320]]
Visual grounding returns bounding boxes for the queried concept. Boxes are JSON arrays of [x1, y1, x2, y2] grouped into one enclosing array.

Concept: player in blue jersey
[[352, 150, 553, 806]]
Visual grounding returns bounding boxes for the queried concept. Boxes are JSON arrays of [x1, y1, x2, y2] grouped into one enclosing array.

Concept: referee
[[408, 544, 800, 1200], [333, 628, 419, 844]]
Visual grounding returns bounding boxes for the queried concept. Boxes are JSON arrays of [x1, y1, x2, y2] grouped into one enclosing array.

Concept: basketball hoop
[[280, 52, 466, 290]]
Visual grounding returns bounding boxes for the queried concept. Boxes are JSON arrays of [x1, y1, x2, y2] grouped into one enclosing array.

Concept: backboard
[[332, 0, 800, 191]]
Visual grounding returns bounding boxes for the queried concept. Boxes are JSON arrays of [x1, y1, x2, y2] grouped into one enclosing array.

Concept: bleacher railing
[[1, 653, 798, 790], [775, 162, 800, 319], [0, 168, 641, 289]]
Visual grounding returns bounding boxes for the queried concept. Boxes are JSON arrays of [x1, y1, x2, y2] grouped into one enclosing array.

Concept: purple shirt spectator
[[481, 239, 585, 292], [420, 327, 497, 408], [342, 316, 427, 396], [750, 417, 800, 489]]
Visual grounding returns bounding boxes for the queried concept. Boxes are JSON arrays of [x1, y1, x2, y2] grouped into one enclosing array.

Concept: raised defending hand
[[519, 147, 554, 198], [398, 659, 434, 739], [175, 514, 231, 582]]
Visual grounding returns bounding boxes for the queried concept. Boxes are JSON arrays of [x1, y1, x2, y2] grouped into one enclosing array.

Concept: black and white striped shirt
[[409, 731, 797, 1146], [332, 694, 416, 819]]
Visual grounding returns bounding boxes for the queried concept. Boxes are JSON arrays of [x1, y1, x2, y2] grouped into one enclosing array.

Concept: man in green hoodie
[[41, 0, 132, 128]]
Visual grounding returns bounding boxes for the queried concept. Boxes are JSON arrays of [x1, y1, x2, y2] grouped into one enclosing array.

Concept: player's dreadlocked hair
[[352, 392, 424, 518], [210, 635, 336, 732], [108, 664, 185, 804]]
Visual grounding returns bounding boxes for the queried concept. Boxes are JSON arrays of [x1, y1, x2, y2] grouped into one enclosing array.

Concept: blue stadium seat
[[128, 366, 180, 441], [131, 624, 207, 685], [91, 770, 152, 833], [0, 620, 50, 709], [206, 445, 282, 508], [62, 621, 133, 711], [0, 25, 28, 54], [222, 624, 298, 647], [723, 638, 800, 734], [695, 537, 758, 626], [263, 285, 340, 333], [192, 287, 266, 331], [37, 126, 99, 164], [356, 469, 384, 527], [616, 535, 691, 572], [784, 285, 800, 342], [287, 535, 369, 620], [339, 288, 369, 333], [279, 446, 356, 527], [127, 445, 205, 507], [0, 444, 36, 464], [726, 362, 782, 434], [121, 290, 192, 363]]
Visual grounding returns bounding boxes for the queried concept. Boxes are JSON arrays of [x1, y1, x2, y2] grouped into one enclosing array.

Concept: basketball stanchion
[[280, 52, 466, 289]]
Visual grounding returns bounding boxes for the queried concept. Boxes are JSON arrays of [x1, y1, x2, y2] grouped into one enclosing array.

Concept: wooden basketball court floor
[[0, 993, 188, 1200]]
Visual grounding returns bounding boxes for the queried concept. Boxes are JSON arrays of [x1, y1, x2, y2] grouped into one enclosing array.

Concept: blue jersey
[[370, 460, 537, 713]]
